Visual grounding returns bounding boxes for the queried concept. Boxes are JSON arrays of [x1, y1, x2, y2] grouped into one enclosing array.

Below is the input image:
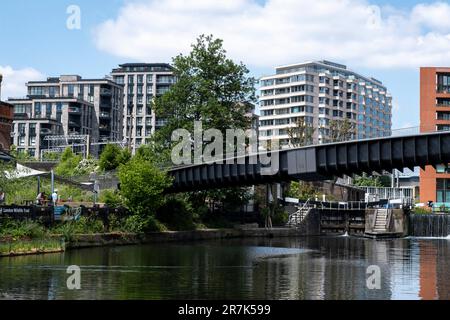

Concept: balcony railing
[[100, 88, 112, 96], [437, 86, 450, 94], [68, 107, 81, 113]]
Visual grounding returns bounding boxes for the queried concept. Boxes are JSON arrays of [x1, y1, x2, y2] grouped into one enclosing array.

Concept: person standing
[[51, 189, 59, 206], [0, 191, 5, 205]]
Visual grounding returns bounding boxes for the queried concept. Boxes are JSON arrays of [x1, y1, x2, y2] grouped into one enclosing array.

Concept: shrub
[[99, 189, 123, 208], [156, 197, 196, 231], [118, 158, 172, 217], [99, 144, 131, 171]]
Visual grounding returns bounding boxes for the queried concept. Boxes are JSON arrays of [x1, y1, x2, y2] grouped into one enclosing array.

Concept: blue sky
[[1, 0, 449, 129]]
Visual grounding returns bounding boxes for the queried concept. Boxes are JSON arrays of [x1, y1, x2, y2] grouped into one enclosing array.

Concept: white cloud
[[0, 66, 44, 100], [93, 0, 450, 69]]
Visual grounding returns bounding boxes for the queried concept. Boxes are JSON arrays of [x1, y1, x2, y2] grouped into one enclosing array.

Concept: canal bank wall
[[65, 228, 301, 249], [409, 214, 450, 237], [0, 228, 301, 257]]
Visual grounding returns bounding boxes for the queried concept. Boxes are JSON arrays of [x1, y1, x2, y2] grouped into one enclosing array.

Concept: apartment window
[[319, 107, 329, 115], [136, 117, 143, 126], [147, 74, 153, 83], [319, 76, 329, 84], [278, 129, 288, 135], [275, 98, 289, 105], [275, 118, 289, 125], [275, 87, 290, 95], [14, 104, 31, 115], [34, 102, 42, 117], [46, 103, 52, 118], [78, 85, 84, 98], [29, 135, 36, 146], [18, 123, 26, 136], [261, 79, 274, 86], [28, 148, 36, 157], [114, 76, 124, 85], [18, 136, 25, 146], [68, 85, 74, 97], [137, 106, 143, 114], [436, 179, 450, 202], [261, 89, 274, 96], [261, 110, 274, 116], [137, 96, 143, 104], [260, 120, 273, 127], [128, 76, 134, 84], [261, 100, 274, 107], [147, 86, 153, 95], [437, 125, 450, 131], [438, 74, 450, 93], [276, 108, 290, 115], [29, 86, 44, 96], [319, 87, 330, 94], [260, 130, 272, 137], [276, 77, 290, 85], [437, 98, 450, 106], [49, 86, 58, 97], [137, 75, 144, 84]]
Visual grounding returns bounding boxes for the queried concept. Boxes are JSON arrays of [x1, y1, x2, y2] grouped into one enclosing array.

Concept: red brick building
[[420, 67, 450, 204], [0, 101, 13, 151]]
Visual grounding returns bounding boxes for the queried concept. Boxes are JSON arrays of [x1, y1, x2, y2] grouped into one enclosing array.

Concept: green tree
[[329, 119, 355, 143], [285, 181, 318, 200], [118, 158, 172, 217], [54, 148, 82, 177], [0, 160, 17, 196], [287, 117, 316, 147], [153, 34, 256, 152], [152, 34, 257, 217], [352, 173, 384, 187], [99, 144, 130, 171]]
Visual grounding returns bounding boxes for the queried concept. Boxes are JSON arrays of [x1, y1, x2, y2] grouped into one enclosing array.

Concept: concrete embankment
[[66, 228, 300, 249], [0, 228, 301, 257]]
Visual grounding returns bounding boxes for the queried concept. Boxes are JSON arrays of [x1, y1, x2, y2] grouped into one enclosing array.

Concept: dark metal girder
[[165, 131, 450, 193]]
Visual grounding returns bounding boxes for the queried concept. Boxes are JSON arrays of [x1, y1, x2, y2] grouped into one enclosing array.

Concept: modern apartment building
[[111, 63, 175, 153], [258, 60, 392, 148], [0, 74, 13, 151], [8, 97, 94, 158], [419, 67, 450, 204], [8, 75, 123, 158]]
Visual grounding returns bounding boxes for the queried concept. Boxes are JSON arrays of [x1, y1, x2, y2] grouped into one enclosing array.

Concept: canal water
[[1, 236, 450, 300]]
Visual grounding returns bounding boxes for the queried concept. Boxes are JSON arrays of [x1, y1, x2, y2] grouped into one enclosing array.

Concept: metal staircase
[[287, 199, 312, 228]]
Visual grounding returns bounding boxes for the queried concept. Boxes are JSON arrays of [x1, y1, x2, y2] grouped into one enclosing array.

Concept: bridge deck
[[166, 131, 450, 193]]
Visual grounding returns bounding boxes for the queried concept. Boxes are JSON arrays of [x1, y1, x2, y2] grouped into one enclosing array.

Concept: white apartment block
[[259, 60, 392, 148], [111, 63, 175, 153]]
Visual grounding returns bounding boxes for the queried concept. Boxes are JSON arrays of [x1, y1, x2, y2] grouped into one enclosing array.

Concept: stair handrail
[[288, 198, 312, 226]]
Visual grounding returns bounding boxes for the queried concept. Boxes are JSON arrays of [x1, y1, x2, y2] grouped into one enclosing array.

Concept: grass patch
[[0, 238, 63, 256]]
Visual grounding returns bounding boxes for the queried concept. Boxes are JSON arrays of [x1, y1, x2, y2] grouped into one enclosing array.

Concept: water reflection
[[0, 237, 450, 300]]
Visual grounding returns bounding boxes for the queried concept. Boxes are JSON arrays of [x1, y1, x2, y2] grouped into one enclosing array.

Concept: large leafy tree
[[153, 34, 256, 153], [152, 35, 257, 216]]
